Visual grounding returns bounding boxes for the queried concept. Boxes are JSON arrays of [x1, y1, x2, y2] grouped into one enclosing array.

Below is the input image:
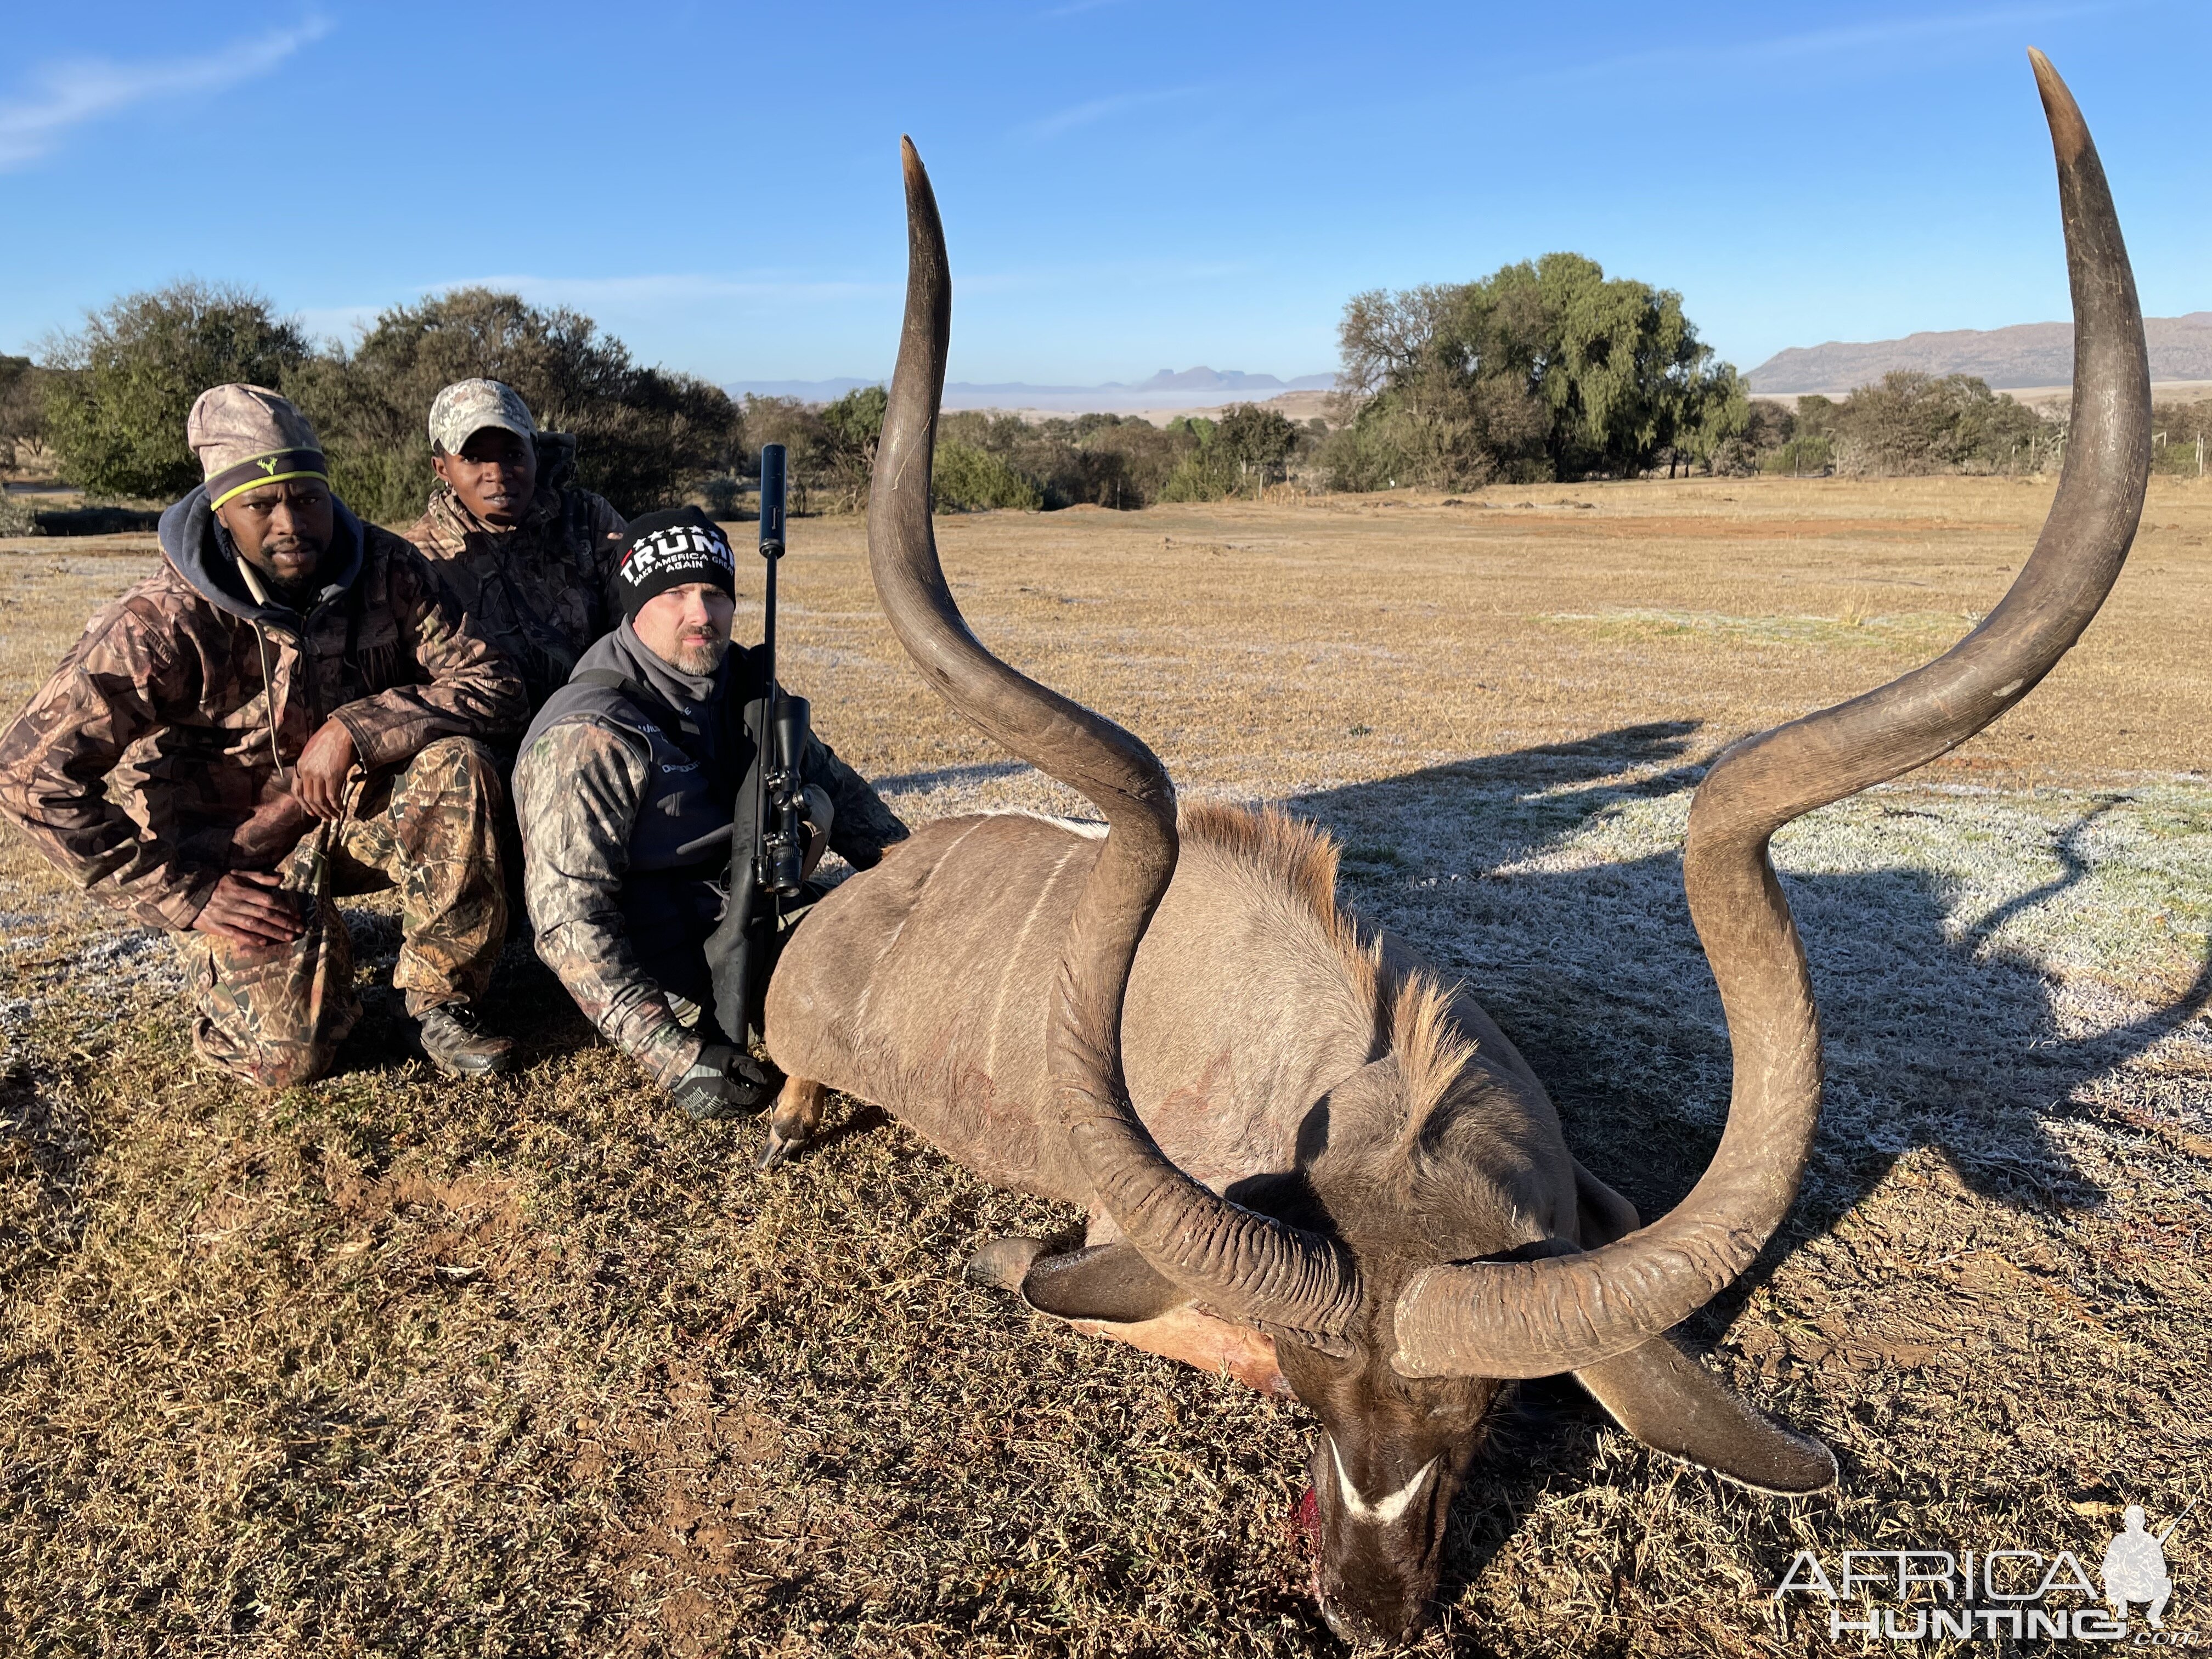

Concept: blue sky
[[2, 2, 2204, 386]]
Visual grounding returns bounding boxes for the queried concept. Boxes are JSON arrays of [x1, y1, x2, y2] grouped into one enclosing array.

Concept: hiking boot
[[416, 1003, 516, 1076]]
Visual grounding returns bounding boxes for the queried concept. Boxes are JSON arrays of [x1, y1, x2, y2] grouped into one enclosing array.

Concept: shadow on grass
[[326, 927, 597, 1078], [1286, 721, 2212, 1285], [0, 1060, 94, 1269], [1284, 723, 2209, 1594]]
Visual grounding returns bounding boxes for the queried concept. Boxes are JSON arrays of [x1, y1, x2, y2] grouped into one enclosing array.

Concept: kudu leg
[[967, 1236, 1297, 1398], [758, 1076, 828, 1171]]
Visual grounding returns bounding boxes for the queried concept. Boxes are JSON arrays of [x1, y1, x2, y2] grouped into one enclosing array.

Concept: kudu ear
[[1572, 1159, 1640, 1249], [1017, 1242, 1192, 1324], [1572, 1338, 1837, 1495]]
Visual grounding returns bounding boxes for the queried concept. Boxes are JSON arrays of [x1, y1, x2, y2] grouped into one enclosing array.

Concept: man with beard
[[0, 385, 526, 1086], [514, 508, 907, 1117], [406, 379, 628, 716]]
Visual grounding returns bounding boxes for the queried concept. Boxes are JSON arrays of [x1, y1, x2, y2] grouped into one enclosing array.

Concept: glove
[[670, 1043, 778, 1120]]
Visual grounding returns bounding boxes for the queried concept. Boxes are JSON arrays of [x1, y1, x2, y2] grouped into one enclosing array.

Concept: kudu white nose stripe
[[1328, 1437, 1437, 1528]]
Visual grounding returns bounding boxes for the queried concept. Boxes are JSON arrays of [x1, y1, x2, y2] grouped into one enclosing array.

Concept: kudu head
[[1256, 1043, 1538, 1641], [867, 48, 2146, 1645]]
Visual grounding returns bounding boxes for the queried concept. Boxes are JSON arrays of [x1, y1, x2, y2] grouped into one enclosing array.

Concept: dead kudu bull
[[761, 53, 2148, 1645]]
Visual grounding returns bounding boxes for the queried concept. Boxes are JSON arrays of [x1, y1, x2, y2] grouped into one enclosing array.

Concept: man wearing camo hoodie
[[0, 385, 527, 1086], [405, 379, 628, 718]]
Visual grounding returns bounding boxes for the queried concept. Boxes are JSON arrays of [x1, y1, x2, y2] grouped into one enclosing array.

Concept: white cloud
[[0, 16, 334, 171], [1023, 84, 1206, 140]]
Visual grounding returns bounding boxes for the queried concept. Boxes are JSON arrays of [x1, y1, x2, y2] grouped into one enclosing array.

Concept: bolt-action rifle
[[705, 442, 812, 1042]]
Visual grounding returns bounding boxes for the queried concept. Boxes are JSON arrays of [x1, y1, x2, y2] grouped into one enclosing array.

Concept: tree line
[[4, 269, 2162, 529], [2, 283, 1314, 521], [10, 281, 743, 525]]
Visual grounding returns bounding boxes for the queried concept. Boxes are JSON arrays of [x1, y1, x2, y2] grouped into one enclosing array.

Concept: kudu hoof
[[756, 1127, 804, 1172], [965, 1236, 1049, 1290]]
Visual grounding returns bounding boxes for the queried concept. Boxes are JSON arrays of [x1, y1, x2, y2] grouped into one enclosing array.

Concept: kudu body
[[762, 53, 2148, 1644]]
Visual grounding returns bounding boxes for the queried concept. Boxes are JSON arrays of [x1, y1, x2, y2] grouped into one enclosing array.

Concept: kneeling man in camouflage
[[0, 386, 527, 1086], [515, 508, 907, 1118]]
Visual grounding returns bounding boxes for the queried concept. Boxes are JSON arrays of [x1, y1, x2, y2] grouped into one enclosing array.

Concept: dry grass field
[[2, 474, 2209, 1656]]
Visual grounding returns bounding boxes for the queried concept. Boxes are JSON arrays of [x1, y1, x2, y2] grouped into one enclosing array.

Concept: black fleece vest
[[525, 631, 771, 1002]]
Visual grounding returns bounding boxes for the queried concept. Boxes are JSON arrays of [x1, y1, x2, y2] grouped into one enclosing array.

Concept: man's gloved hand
[[670, 1043, 778, 1120]]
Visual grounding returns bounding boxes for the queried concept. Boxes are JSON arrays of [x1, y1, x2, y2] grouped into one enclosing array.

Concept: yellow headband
[[207, 448, 329, 510]]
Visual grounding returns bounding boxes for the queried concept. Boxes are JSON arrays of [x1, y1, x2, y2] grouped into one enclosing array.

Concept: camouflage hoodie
[[0, 489, 527, 932], [405, 436, 628, 715]]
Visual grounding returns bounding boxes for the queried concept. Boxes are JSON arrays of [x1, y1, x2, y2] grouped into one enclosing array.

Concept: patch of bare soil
[[2, 476, 2207, 1655]]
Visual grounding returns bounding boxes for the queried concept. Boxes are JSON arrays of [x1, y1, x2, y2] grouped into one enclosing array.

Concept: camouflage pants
[[178, 737, 509, 1090]]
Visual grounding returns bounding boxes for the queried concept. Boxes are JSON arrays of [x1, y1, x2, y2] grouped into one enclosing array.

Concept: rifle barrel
[[758, 443, 788, 689], [754, 443, 792, 896]]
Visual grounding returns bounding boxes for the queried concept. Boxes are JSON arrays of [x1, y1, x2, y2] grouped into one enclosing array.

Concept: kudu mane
[[1181, 801, 1476, 1148]]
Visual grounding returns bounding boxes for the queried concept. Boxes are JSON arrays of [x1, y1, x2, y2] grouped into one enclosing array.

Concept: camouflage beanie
[[188, 385, 327, 509], [613, 507, 736, 621]]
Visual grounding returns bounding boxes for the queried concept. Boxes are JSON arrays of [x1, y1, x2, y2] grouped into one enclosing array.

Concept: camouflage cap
[[187, 384, 327, 509], [428, 379, 537, 456]]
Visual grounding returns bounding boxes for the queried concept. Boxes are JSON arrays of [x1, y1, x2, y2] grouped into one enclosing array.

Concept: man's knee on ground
[[203, 1037, 334, 1092], [188, 996, 349, 1091], [178, 922, 360, 1092]]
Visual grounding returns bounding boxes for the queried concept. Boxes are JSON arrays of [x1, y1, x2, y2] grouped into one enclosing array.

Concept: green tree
[[1156, 416, 1243, 503], [1334, 253, 1737, 487], [741, 395, 832, 514], [933, 410, 1180, 510], [1669, 363, 1752, 476], [1801, 373, 2047, 476], [819, 384, 888, 507], [2152, 397, 2212, 476], [292, 288, 743, 522], [41, 281, 309, 499], [0, 354, 51, 471], [1318, 415, 1406, 493], [1214, 403, 1299, 495], [1056, 413, 1180, 507], [932, 440, 1043, 511], [1335, 281, 1542, 487], [1762, 433, 1835, 477]]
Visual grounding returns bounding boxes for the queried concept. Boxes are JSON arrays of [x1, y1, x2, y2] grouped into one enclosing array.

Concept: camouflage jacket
[[405, 445, 626, 716], [0, 489, 527, 932], [514, 626, 909, 1089]]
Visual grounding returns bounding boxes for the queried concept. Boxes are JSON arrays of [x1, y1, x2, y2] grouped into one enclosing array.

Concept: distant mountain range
[[1747, 313, 2212, 393], [725, 365, 1336, 414]]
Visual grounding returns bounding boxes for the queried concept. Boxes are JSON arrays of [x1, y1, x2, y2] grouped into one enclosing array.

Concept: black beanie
[[613, 507, 737, 620]]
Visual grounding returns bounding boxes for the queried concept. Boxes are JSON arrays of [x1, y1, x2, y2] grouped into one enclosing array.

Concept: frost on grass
[[1240, 732, 2212, 1214], [844, 732, 2212, 1655], [5, 481, 2211, 1654]]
